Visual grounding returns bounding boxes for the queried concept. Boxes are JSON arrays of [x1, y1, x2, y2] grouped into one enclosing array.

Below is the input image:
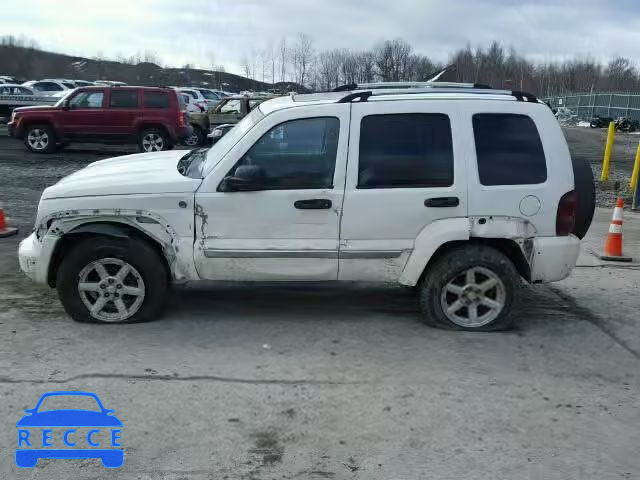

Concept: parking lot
[[1, 128, 639, 479]]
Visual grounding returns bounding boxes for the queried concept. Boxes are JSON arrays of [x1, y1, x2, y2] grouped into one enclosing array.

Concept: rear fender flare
[[399, 216, 538, 286], [399, 218, 470, 286]]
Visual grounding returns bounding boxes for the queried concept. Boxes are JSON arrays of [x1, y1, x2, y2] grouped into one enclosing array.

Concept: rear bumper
[[530, 235, 581, 283]]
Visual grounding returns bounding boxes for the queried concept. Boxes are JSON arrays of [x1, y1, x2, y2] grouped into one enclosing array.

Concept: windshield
[[199, 89, 219, 100], [203, 106, 264, 175], [219, 99, 241, 113], [53, 89, 76, 107]]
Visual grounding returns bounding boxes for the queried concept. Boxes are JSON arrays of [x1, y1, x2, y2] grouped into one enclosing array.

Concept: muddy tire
[[571, 155, 596, 239], [56, 236, 168, 324], [182, 126, 205, 147], [138, 128, 168, 153], [418, 245, 519, 331], [24, 124, 56, 153]]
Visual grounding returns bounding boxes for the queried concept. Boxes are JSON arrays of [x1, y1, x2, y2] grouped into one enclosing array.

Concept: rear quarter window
[[473, 113, 547, 186], [144, 91, 170, 109]]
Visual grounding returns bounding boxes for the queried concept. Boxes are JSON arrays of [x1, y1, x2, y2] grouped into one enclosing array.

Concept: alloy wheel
[[27, 128, 49, 151], [142, 133, 164, 152], [77, 258, 146, 322], [440, 266, 506, 328]]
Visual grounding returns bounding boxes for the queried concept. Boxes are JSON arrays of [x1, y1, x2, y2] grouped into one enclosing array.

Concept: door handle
[[424, 197, 460, 208], [294, 199, 332, 209]]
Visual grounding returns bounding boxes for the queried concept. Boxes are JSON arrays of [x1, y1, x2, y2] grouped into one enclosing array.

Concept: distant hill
[[0, 44, 308, 93]]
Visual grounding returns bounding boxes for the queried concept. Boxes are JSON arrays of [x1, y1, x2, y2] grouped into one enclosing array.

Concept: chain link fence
[[543, 92, 640, 121]]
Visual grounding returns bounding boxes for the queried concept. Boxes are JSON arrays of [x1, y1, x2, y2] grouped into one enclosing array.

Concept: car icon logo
[[15, 391, 123, 468]]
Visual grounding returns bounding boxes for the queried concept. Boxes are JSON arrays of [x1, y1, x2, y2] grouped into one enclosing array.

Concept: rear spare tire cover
[[571, 155, 596, 239]]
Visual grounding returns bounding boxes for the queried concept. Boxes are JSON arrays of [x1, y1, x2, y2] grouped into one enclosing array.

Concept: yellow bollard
[[631, 141, 640, 192], [600, 121, 615, 182]]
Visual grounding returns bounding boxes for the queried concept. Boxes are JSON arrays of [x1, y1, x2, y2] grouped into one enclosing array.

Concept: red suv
[[8, 86, 191, 153]]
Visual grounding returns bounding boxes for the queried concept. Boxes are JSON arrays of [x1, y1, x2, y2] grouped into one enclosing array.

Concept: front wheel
[[138, 128, 168, 153], [56, 237, 168, 324], [418, 245, 519, 331], [24, 124, 56, 153]]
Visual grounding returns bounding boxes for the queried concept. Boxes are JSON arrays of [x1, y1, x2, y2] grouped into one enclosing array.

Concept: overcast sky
[[2, 0, 640, 75]]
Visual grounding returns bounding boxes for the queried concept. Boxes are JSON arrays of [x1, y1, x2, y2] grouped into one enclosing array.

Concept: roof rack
[[332, 81, 495, 92], [332, 82, 539, 104]]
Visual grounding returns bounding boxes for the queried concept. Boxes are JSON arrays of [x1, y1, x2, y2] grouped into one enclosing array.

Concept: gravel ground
[[563, 126, 639, 208], [1, 126, 640, 479]]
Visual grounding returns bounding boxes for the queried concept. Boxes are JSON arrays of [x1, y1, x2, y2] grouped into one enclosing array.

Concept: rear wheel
[[419, 245, 519, 331], [138, 128, 168, 153], [56, 236, 168, 324], [182, 126, 205, 147], [24, 124, 56, 153]]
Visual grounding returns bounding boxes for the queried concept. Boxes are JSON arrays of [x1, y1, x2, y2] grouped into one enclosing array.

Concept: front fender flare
[[67, 222, 131, 238]]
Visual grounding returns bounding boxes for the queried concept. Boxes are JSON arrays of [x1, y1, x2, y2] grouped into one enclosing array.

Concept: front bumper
[[7, 120, 19, 138], [18, 232, 58, 285], [530, 235, 581, 283]]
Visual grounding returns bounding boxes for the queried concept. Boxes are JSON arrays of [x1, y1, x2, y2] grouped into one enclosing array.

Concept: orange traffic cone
[[0, 205, 18, 238], [600, 197, 632, 262]]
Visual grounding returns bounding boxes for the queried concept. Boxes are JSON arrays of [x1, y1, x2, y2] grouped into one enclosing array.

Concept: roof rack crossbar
[[337, 91, 373, 103], [510, 90, 539, 102]]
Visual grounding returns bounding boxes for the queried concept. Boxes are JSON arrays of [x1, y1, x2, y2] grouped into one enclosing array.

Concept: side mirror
[[62, 103, 70, 111], [220, 164, 265, 192]]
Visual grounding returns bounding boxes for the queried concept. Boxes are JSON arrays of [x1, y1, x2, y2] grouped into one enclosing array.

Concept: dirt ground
[[562, 127, 639, 207], [0, 128, 639, 479]]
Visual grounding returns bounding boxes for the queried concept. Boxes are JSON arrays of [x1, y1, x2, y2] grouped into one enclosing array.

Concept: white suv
[[18, 83, 593, 331]]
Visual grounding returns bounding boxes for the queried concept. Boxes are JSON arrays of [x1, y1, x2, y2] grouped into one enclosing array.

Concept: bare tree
[[240, 55, 251, 79], [258, 49, 267, 83], [291, 33, 314, 85], [279, 37, 288, 83], [267, 39, 276, 83], [356, 51, 376, 83], [374, 38, 412, 81], [316, 49, 341, 90]]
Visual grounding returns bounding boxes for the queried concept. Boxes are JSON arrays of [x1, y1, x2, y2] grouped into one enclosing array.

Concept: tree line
[[241, 36, 640, 96], [4, 33, 640, 96]]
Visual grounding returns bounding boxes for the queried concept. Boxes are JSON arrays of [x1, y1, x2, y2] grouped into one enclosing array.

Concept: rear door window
[[357, 113, 454, 188], [109, 90, 139, 108], [473, 113, 547, 185], [144, 91, 170, 108]]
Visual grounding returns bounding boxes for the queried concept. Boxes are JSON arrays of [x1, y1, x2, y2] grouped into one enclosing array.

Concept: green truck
[[184, 95, 274, 146]]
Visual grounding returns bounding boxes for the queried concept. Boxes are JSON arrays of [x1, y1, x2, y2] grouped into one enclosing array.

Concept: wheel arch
[[416, 238, 532, 286], [22, 119, 58, 138], [137, 123, 170, 138], [399, 217, 534, 286], [47, 221, 170, 288]]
